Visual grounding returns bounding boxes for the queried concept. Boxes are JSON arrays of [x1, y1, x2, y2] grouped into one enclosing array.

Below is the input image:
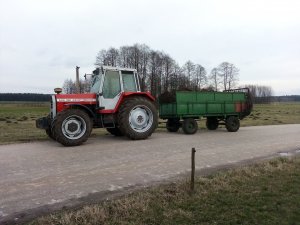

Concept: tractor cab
[[91, 66, 141, 110]]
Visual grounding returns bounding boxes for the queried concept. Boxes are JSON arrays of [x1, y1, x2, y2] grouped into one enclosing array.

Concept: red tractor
[[36, 66, 158, 146]]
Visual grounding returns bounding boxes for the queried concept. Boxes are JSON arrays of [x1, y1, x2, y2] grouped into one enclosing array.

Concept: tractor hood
[[55, 93, 97, 113], [55, 93, 97, 104]]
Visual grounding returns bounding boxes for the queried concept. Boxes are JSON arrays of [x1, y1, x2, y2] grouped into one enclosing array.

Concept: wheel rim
[[129, 105, 153, 133], [61, 115, 87, 140]]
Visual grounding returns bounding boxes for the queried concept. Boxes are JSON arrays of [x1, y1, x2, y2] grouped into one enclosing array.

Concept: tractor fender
[[99, 92, 156, 114], [63, 103, 96, 118]]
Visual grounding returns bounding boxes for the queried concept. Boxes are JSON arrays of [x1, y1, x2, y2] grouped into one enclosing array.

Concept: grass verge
[[30, 156, 300, 225]]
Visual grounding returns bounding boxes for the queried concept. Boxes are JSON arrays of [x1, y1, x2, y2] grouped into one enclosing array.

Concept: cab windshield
[[90, 74, 102, 93]]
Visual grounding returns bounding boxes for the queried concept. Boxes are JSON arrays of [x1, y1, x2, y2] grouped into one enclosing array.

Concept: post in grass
[[190, 147, 196, 193]]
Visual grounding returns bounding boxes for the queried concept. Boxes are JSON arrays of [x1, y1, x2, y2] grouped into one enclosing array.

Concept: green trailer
[[159, 88, 253, 134]]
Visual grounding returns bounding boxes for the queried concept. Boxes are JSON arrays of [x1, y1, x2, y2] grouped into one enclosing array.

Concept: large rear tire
[[225, 116, 240, 132], [53, 109, 92, 146], [182, 118, 198, 134], [118, 97, 158, 140], [106, 127, 124, 136], [166, 118, 180, 132]]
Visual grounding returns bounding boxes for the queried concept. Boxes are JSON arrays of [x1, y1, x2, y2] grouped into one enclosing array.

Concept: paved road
[[0, 124, 300, 223]]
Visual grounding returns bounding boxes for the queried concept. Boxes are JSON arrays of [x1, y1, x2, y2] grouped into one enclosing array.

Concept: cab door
[[99, 69, 122, 110]]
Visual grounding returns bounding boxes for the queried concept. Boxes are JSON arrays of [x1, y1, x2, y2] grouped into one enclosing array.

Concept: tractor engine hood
[[55, 93, 97, 113], [55, 93, 97, 104]]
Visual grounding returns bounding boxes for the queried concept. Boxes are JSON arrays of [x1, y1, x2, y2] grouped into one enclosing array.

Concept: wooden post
[[191, 147, 196, 192]]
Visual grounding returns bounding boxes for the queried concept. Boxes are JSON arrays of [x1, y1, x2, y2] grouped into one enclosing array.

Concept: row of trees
[[62, 78, 90, 95], [92, 44, 239, 97], [0, 93, 51, 101], [63, 43, 274, 103], [245, 84, 274, 103]]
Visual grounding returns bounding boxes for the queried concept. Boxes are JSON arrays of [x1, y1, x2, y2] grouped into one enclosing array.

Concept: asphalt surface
[[0, 124, 300, 224]]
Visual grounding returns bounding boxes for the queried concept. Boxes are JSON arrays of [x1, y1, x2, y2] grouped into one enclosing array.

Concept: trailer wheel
[[225, 116, 240, 132], [166, 118, 180, 132], [118, 97, 158, 140], [206, 117, 219, 130], [182, 118, 198, 134], [106, 127, 124, 136], [53, 109, 92, 146]]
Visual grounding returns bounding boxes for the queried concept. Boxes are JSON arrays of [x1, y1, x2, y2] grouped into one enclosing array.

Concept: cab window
[[122, 71, 137, 92], [102, 70, 121, 98]]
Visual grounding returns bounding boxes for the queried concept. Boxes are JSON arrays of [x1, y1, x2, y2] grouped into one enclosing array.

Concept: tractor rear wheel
[[166, 118, 180, 132], [225, 116, 240, 132], [118, 97, 158, 140], [53, 109, 92, 146], [106, 127, 124, 136], [206, 117, 219, 130], [182, 118, 198, 134]]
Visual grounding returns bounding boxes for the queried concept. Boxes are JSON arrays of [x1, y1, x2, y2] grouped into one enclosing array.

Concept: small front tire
[[53, 109, 92, 146]]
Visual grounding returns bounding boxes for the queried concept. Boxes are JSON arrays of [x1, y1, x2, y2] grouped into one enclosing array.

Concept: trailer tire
[[225, 116, 240, 132], [106, 127, 124, 136], [206, 117, 219, 130], [118, 97, 158, 140], [182, 118, 198, 134], [53, 109, 92, 146], [166, 118, 180, 132]]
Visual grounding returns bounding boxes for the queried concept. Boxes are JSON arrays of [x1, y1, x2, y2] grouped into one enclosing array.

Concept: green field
[[0, 102, 50, 144], [30, 156, 300, 225], [1, 102, 300, 144]]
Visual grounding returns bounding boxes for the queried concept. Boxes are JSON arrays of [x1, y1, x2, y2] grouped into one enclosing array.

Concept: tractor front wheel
[[46, 128, 56, 140], [118, 97, 158, 140], [45, 114, 56, 140], [53, 109, 92, 146]]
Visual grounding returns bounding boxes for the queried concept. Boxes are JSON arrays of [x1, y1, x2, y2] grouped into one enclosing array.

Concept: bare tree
[[209, 67, 219, 91], [183, 60, 195, 89], [245, 84, 273, 103], [217, 62, 239, 90], [95, 49, 108, 67], [93, 44, 242, 97], [194, 64, 207, 90], [63, 78, 91, 94], [63, 79, 76, 94], [95, 48, 119, 67]]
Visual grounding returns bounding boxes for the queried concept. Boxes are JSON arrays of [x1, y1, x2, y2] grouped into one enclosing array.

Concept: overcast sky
[[0, 0, 299, 95]]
